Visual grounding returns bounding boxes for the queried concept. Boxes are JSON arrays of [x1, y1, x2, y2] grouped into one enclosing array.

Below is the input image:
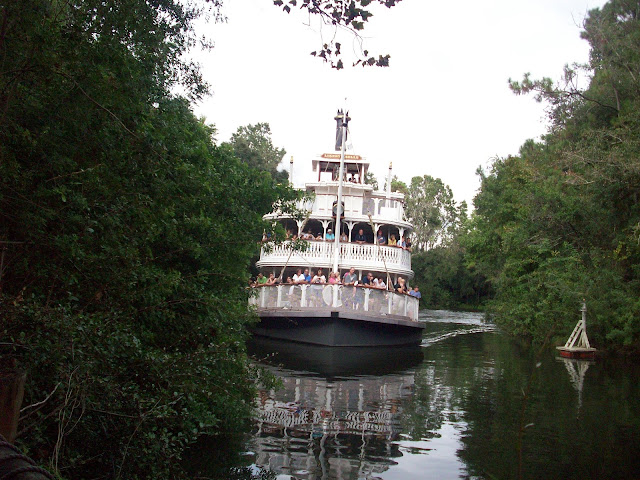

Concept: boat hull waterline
[[252, 308, 425, 347]]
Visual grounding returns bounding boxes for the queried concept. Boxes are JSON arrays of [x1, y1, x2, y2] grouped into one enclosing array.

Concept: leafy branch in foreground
[[273, 0, 401, 69]]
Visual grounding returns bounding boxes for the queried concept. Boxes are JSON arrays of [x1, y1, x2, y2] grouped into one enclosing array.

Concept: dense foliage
[[227, 123, 289, 182], [411, 244, 492, 310], [406, 175, 467, 251], [466, 0, 640, 348], [0, 1, 299, 478], [396, 174, 489, 309]]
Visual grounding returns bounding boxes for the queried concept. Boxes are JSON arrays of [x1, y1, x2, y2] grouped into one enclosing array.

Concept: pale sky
[[193, 0, 606, 208]]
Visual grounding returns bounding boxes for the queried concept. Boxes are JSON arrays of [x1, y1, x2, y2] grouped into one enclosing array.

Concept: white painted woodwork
[[249, 284, 420, 321]]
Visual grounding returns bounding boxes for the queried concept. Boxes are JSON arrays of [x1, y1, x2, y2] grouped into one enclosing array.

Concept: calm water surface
[[200, 310, 640, 479]]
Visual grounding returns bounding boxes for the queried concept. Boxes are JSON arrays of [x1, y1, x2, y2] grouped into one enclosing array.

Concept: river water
[[195, 310, 640, 479]]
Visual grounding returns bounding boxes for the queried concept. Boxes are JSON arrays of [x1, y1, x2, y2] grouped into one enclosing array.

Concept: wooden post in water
[[556, 300, 597, 359]]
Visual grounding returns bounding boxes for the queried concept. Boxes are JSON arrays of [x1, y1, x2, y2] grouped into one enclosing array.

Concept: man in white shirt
[[292, 268, 305, 283], [289, 268, 305, 306]]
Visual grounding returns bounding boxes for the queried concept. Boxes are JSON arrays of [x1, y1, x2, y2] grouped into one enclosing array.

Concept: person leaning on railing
[[311, 269, 326, 284], [292, 268, 305, 284], [343, 267, 357, 285], [342, 267, 358, 308], [363, 272, 375, 286], [394, 276, 408, 294], [373, 277, 386, 289], [325, 229, 335, 241], [309, 269, 326, 307]]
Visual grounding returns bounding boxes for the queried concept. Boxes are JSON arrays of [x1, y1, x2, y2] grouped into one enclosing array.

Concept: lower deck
[[250, 284, 420, 320]]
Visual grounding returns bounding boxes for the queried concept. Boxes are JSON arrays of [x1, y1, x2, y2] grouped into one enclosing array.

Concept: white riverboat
[[250, 111, 424, 346]]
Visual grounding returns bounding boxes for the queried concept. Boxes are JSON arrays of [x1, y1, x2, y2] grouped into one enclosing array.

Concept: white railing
[[249, 284, 420, 321], [268, 193, 408, 226], [257, 241, 412, 273]]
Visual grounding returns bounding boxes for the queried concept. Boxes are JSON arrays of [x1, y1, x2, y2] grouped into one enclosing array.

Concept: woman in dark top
[[394, 277, 408, 294]]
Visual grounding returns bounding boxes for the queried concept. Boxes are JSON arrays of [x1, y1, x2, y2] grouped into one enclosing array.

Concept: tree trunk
[[0, 369, 25, 443]]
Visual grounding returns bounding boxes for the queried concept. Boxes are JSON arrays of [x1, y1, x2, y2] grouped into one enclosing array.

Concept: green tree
[[0, 0, 403, 476], [0, 1, 300, 478], [383, 175, 408, 194], [227, 123, 289, 182], [412, 242, 491, 310], [364, 171, 379, 190], [469, 0, 640, 347], [405, 175, 467, 251]]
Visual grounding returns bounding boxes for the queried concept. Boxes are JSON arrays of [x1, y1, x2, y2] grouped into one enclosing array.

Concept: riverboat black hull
[[252, 308, 425, 347]]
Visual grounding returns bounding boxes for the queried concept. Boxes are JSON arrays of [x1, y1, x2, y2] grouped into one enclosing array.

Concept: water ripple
[[419, 309, 488, 325], [421, 325, 497, 347]]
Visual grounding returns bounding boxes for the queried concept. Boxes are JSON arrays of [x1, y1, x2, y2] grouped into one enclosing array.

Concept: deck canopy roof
[[312, 153, 369, 183]]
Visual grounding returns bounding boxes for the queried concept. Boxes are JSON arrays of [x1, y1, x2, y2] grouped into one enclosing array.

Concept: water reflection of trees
[[399, 333, 502, 445], [418, 333, 640, 480], [246, 330, 640, 480]]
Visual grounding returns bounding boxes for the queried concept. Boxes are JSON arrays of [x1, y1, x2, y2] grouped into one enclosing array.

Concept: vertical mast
[[332, 108, 349, 274], [289, 156, 294, 186]]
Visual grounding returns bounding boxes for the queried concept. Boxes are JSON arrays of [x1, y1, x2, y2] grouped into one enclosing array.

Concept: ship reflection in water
[[247, 338, 423, 479]]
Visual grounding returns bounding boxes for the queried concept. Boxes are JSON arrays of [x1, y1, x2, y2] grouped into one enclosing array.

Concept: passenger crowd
[[264, 228, 412, 251], [252, 267, 420, 299]]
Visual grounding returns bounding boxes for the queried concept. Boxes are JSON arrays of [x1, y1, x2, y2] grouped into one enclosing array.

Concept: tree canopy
[[384, 175, 408, 195], [467, 0, 640, 349], [274, 0, 401, 68], [400, 175, 485, 309], [364, 171, 379, 190], [0, 0, 302, 478], [227, 122, 289, 182], [405, 175, 467, 251]]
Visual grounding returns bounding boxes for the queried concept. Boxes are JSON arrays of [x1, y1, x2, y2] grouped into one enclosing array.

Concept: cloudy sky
[[193, 0, 606, 207]]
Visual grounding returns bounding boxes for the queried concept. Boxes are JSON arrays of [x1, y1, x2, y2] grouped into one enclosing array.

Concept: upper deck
[[266, 153, 411, 231], [260, 150, 414, 281], [257, 240, 413, 279]]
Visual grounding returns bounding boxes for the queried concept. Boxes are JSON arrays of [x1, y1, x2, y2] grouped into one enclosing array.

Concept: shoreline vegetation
[[0, 1, 304, 478], [411, 0, 640, 355], [1, 0, 639, 478], [464, 0, 640, 352]]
